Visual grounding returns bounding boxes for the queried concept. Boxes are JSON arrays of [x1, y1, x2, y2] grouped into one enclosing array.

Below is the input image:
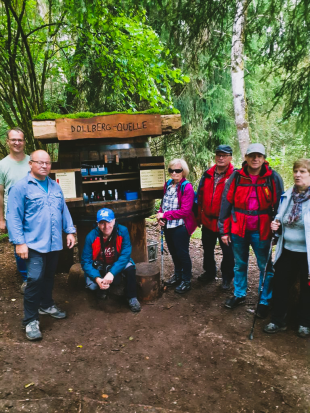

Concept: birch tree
[[231, 0, 250, 159]]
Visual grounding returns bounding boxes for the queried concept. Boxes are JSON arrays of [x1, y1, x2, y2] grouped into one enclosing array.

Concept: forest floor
[[0, 222, 309, 413]]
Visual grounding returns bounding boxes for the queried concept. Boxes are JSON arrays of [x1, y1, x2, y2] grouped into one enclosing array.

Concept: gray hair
[[168, 158, 190, 178]]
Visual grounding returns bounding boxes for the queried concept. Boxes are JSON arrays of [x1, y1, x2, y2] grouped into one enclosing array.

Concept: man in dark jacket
[[81, 208, 141, 312], [197, 145, 235, 289], [219, 143, 284, 317]]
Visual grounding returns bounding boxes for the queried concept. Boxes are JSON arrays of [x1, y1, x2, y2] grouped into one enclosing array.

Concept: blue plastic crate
[[124, 190, 138, 200], [89, 167, 99, 175]]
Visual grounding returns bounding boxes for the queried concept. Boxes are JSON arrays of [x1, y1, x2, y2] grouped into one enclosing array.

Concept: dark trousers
[[271, 248, 310, 328], [23, 249, 59, 326], [86, 264, 137, 299], [201, 226, 234, 284], [14, 247, 27, 282], [164, 225, 192, 282]]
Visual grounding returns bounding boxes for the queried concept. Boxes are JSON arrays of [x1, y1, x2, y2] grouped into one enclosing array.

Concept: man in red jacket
[[197, 145, 235, 289], [219, 143, 284, 317]]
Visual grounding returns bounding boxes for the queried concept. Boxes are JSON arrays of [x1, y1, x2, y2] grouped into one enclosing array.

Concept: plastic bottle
[[90, 192, 95, 203], [83, 193, 89, 204], [115, 189, 118, 201]]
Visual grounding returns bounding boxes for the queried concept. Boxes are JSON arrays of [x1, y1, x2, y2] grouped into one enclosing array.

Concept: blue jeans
[[23, 249, 59, 325], [14, 247, 27, 282], [85, 263, 137, 299], [231, 231, 273, 305]]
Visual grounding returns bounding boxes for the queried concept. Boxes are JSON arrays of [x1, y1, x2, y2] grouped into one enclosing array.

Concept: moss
[[33, 108, 180, 120]]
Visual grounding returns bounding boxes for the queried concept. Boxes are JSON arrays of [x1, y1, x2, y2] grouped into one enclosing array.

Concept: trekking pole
[[249, 234, 275, 340], [161, 227, 164, 285]]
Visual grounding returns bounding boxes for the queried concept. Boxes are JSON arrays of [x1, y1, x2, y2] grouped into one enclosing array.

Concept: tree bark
[[231, 0, 250, 159]]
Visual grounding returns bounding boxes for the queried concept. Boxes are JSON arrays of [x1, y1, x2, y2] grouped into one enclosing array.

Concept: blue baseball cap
[[215, 144, 233, 155], [96, 208, 115, 223]]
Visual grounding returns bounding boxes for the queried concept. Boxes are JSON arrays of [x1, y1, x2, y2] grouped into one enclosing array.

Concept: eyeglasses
[[216, 153, 231, 158], [30, 160, 52, 166], [168, 168, 183, 174], [8, 139, 24, 143]]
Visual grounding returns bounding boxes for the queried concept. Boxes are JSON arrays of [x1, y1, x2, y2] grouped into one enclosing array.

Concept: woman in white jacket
[[264, 159, 310, 338]]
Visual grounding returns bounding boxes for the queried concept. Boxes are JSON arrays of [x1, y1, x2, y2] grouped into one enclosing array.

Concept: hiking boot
[[164, 275, 181, 287], [175, 281, 191, 294], [263, 322, 287, 334], [297, 325, 310, 338], [96, 289, 109, 300], [198, 272, 215, 283], [38, 304, 66, 319], [25, 320, 42, 341], [257, 304, 269, 319], [221, 281, 232, 291], [128, 297, 141, 313], [20, 281, 27, 294], [225, 296, 246, 309]]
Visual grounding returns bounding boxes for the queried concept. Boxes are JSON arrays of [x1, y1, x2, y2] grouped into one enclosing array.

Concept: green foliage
[[0, 0, 187, 154], [247, 0, 310, 129], [33, 108, 180, 120], [0, 233, 8, 242]]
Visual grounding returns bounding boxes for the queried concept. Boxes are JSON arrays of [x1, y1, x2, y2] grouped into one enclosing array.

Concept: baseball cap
[[96, 208, 115, 223], [246, 143, 266, 156], [215, 145, 233, 155]]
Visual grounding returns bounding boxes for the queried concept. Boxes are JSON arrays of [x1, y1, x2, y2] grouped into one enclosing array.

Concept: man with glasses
[[197, 145, 235, 289], [0, 128, 30, 293], [6, 150, 76, 341], [219, 143, 284, 317]]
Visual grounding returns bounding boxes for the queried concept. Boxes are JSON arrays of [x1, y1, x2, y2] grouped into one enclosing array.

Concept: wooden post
[[135, 262, 161, 302]]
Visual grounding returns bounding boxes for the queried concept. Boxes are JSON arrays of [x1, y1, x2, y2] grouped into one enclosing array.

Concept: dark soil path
[[0, 225, 309, 413]]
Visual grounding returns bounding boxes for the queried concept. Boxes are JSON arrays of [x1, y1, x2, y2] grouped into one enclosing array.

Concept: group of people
[[1, 128, 141, 341], [156, 144, 310, 339], [1, 128, 310, 341]]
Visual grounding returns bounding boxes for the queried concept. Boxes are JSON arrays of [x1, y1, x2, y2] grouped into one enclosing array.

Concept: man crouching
[[81, 208, 141, 312]]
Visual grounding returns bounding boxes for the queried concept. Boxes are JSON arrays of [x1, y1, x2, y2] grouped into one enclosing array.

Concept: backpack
[[166, 179, 198, 217], [231, 169, 275, 219]]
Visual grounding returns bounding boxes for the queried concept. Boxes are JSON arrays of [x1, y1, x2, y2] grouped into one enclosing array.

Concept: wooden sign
[[55, 114, 162, 140]]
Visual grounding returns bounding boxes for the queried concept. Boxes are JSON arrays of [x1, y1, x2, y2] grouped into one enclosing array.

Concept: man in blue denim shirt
[[7, 150, 76, 341]]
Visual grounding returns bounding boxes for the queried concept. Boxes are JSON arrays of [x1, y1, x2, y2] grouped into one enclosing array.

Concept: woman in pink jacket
[[156, 158, 197, 294]]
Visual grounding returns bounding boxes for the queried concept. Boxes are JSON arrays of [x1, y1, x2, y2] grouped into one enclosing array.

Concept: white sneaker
[[25, 320, 42, 341]]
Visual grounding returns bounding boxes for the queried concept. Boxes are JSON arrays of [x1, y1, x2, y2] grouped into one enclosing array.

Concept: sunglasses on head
[[168, 168, 183, 174]]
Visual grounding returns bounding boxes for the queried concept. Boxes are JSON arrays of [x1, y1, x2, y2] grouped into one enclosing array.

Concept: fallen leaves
[[76, 345, 83, 348], [24, 382, 34, 388], [101, 394, 109, 399]]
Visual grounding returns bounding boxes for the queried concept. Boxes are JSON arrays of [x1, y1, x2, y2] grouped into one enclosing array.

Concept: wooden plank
[[141, 187, 163, 191], [32, 114, 181, 140], [55, 114, 162, 140], [65, 197, 83, 202], [51, 168, 80, 173], [33, 120, 57, 139], [82, 177, 139, 184], [83, 172, 138, 177], [161, 114, 182, 133], [139, 162, 165, 167]]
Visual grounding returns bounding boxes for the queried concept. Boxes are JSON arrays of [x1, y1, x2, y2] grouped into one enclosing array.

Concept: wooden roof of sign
[[32, 113, 182, 142]]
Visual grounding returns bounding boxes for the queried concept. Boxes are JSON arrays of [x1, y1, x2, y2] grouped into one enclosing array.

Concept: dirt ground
[[0, 224, 309, 413]]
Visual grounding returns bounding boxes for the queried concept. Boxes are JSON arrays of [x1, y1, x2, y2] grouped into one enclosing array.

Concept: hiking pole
[[249, 234, 275, 340], [160, 227, 164, 285]]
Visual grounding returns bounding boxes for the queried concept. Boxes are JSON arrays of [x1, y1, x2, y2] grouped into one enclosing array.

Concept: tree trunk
[[231, 0, 250, 159]]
